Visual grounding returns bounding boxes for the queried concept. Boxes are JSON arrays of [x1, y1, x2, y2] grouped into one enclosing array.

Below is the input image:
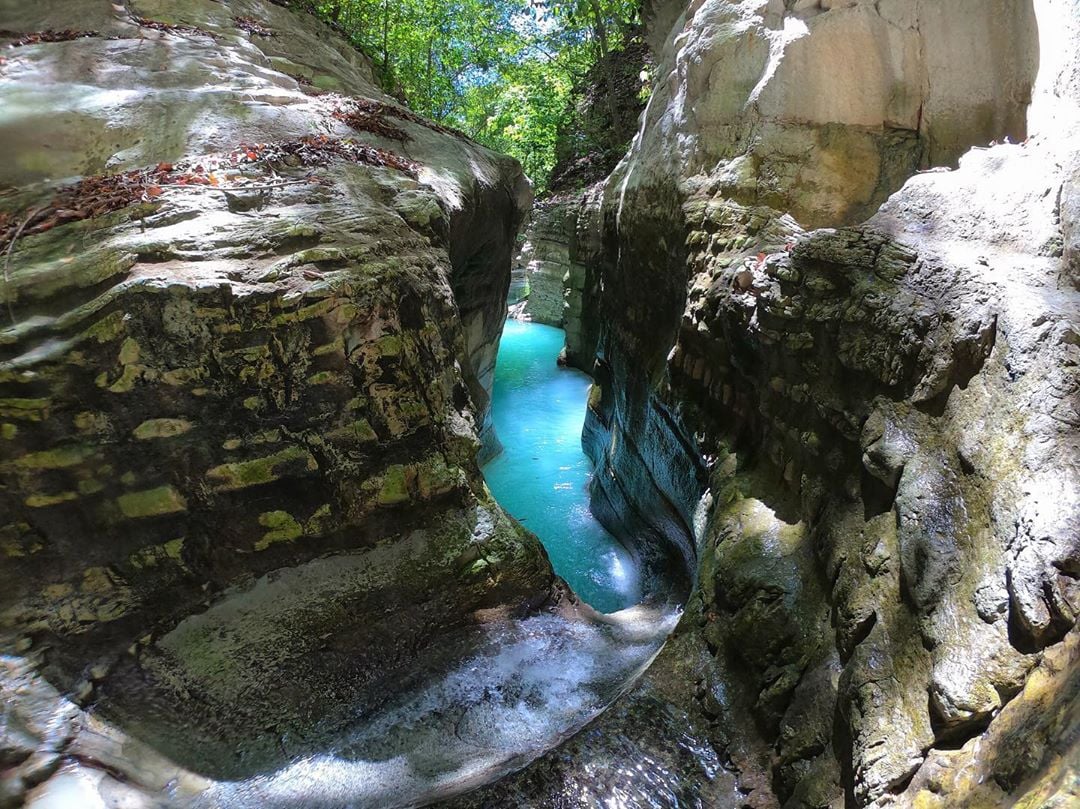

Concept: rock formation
[[2, 0, 1078, 806], [508, 191, 602, 369], [0, 0, 554, 801], [563, 0, 1079, 806], [509, 200, 576, 328]]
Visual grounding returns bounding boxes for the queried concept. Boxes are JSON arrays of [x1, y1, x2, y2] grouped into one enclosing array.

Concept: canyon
[[1, 0, 1078, 808]]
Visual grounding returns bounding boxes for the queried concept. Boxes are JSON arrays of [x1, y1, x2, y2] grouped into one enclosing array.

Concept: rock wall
[[511, 200, 577, 328], [577, 0, 1080, 806], [508, 189, 604, 371], [636, 0, 1038, 228], [0, 0, 551, 796]]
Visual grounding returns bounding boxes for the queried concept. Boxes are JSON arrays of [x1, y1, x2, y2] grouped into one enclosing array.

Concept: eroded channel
[[184, 321, 682, 808]]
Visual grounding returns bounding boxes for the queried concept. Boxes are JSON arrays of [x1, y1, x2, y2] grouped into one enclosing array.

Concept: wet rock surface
[[441, 621, 740, 809], [510, 201, 575, 328], [2, 0, 1079, 807]]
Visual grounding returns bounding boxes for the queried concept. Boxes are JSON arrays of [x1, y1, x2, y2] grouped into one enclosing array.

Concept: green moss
[[306, 503, 332, 535], [118, 337, 141, 365], [312, 74, 343, 91], [0, 367, 41, 385], [306, 370, 340, 386], [162, 367, 204, 386], [295, 247, 346, 264], [313, 337, 345, 357], [268, 298, 345, 328], [80, 310, 127, 344], [1, 423, 17, 440], [0, 398, 50, 421], [25, 491, 79, 508], [255, 511, 304, 550], [133, 418, 194, 440], [351, 419, 377, 442], [465, 559, 490, 577], [13, 445, 94, 470], [205, 446, 318, 491], [253, 429, 282, 445], [325, 420, 374, 446], [117, 486, 188, 519], [376, 334, 403, 357], [416, 455, 458, 499], [195, 307, 229, 322], [73, 411, 109, 433], [377, 465, 411, 506], [0, 523, 43, 558], [587, 384, 602, 411], [399, 399, 431, 424], [77, 479, 105, 496], [129, 538, 185, 569], [285, 222, 319, 239], [105, 364, 143, 393]]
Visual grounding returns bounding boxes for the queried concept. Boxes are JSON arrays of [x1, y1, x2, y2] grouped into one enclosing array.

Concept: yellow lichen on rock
[[205, 446, 319, 491], [133, 419, 194, 440], [117, 486, 188, 519]]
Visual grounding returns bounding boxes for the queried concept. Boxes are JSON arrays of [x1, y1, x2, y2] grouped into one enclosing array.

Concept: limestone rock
[[568, 0, 1080, 805], [508, 189, 604, 373], [623, 0, 1037, 227], [0, 0, 550, 794], [511, 199, 580, 328]]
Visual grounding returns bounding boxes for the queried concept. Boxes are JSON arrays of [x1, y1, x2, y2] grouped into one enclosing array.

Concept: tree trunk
[[382, 0, 390, 74], [427, 36, 434, 115], [588, 0, 622, 143]]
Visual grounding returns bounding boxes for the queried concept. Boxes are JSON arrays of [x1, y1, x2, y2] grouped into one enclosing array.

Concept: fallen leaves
[[1, 29, 99, 47], [0, 164, 173, 253], [236, 135, 420, 177], [234, 16, 276, 37], [133, 16, 214, 38], [332, 100, 411, 143], [325, 94, 475, 142], [0, 137, 419, 253]]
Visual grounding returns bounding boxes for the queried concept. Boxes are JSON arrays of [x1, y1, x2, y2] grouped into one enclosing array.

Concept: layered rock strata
[[0, 0, 551, 798], [510, 189, 605, 371], [510, 201, 575, 327], [570, 0, 1080, 806]]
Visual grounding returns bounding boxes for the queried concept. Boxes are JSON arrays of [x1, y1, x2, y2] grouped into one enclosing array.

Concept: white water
[[196, 609, 677, 808]]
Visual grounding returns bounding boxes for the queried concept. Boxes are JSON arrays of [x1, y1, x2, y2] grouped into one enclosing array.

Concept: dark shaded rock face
[[0, 0, 551, 799], [558, 0, 1080, 806]]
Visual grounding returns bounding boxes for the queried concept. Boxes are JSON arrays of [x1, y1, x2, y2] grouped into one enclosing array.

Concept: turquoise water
[[483, 320, 641, 614]]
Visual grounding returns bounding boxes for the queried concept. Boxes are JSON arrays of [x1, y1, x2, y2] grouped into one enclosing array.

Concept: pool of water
[[483, 320, 642, 614]]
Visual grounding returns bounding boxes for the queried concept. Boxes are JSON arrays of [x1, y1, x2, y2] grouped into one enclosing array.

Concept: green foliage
[[303, 0, 642, 192]]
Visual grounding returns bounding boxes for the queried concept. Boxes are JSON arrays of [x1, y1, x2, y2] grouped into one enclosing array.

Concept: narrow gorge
[[1, 1, 1077, 808]]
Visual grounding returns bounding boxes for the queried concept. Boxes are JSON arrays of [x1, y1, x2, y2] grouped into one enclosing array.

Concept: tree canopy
[[307, 0, 644, 191]]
